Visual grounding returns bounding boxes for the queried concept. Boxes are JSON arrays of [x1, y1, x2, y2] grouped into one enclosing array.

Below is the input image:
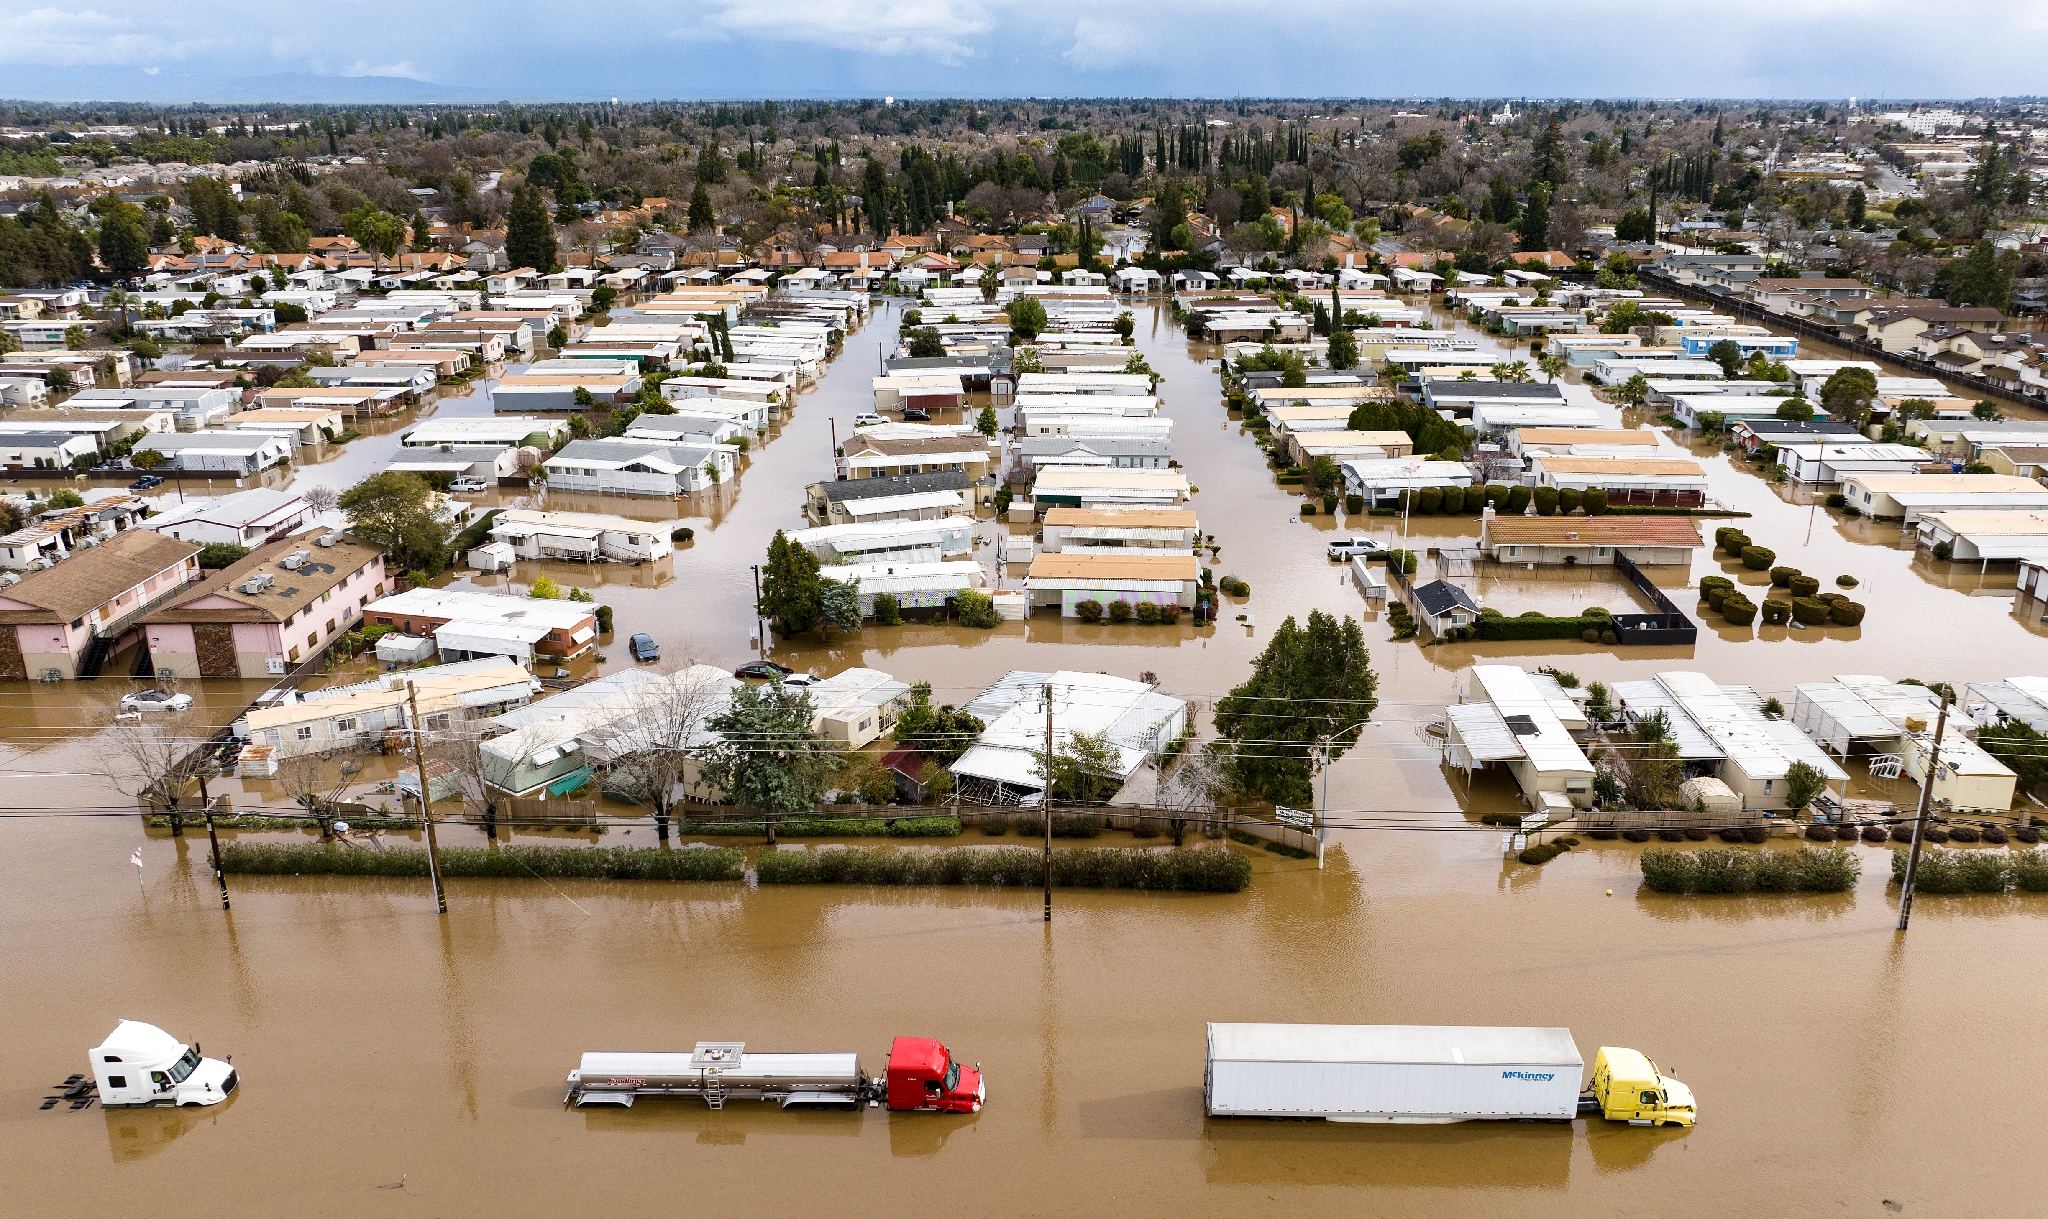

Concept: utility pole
[[408, 683, 448, 915], [198, 767, 228, 911], [1896, 688, 1950, 932], [1043, 681, 1054, 924]]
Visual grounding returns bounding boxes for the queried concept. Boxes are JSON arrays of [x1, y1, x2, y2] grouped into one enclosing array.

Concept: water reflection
[[103, 1104, 228, 1163], [1201, 1118, 1574, 1188]]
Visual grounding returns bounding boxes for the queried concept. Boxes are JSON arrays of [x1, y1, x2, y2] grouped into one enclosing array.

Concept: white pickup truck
[[1326, 537, 1386, 560]]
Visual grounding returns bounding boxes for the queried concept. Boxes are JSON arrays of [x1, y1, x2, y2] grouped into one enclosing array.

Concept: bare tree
[[431, 712, 507, 839], [109, 719, 210, 837], [584, 663, 729, 843], [276, 749, 363, 836], [1158, 735, 1232, 844], [301, 484, 340, 514]]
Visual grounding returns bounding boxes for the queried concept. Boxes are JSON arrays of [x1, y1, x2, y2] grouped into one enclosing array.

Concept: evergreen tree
[[1947, 239, 2016, 312], [700, 684, 840, 818], [687, 182, 715, 233], [1213, 610, 1378, 807], [759, 529, 823, 636], [1533, 111, 1568, 187], [505, 185, 558, 273], [860, 158, 891, 235], [1519, 185, 1550, 252]]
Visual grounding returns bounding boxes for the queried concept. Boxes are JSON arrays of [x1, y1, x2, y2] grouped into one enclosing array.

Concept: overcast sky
[[3, 1, 2043, 104]]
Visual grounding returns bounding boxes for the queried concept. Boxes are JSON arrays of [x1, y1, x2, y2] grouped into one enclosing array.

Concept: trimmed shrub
[[1925, 826, 1950, 844], [1717, 827, 1747, 843], [1720, 594, 1757, 626], [1107, 599, 1134, 623], [1982, 825, 2009, 845], [1699, 576, 1734, 601], [1641, 846, 1859, 893], [2014, 851, 2048, 891], [1533, 486, 1560, 516], [1300, 502, 1318, 516], [2018, 827, 2043, 846], [1518, 841, 1570, 865], [1417, 487, 1443, 513], [955, 590, 1000, 628], [1789, 574, 1821, 598], [1769, 566, 1800, 588], [1345, 494, 1365, 514], [1484, 483, 1510, 506], [1684, 827, 1711, 842], [1834, 824, 1860, 842], [1888, 847, 2005, 894], [1760, 598, 1792, 625], [1862, 825, 1889, 843], [1075, 599, 1105, 623], [1805, 824, 1836, 842], [1835, 574, 1859, 588], [1890, 825, 1914, 843], [1504, 485, 1532, 514], [1558, 487, 1583, 515], [220, 842, 745, 881], [1583, 488, 1609, 515], [1743, 826, 1769, 844], [1825, 493, 1847, 508], [1740, 545, 1776, 570], [1600, 629, 1618, 645], [1714, 526, 1744, 551], [1829, 600, 1866, 626], [1791, 597, 1832, 625], [1218, 575, 1250, 597], [755, 845, 1252, 892], [1656, 828, 1685, 843], [1948, 824, 1981, 843], [1719, 531, 1751, 558], [1589, 828, 1622, 840], [1322, 494, 1338, 514]]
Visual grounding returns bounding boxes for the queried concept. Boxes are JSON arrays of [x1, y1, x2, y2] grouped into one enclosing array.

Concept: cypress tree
[[505, 185, 557, 273]]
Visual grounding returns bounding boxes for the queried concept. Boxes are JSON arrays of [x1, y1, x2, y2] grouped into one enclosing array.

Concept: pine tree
[[504, 185, 557, 273], [1520, 185, 1550, 252], [688, 182, 715, 233], [759, 530, 823, 636]]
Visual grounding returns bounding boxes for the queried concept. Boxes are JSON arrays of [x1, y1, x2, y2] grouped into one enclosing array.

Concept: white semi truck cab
[[90, 1020, 238, 1108]]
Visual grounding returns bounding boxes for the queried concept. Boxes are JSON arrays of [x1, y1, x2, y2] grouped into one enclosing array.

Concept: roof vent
[[279, 550, 312, 570], [240, 572, 274, 594], [315, 532, 344, 547]]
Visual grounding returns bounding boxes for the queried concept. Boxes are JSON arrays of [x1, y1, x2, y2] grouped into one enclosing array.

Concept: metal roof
[[1612, 679, 1726, 760], [1967, 678, 2048, 733], [1651, 671, 1848, 782], [1207, 1024, 1582, 1068], [1446, 703, 1523, 763], [1463, 666, 1592, 775]]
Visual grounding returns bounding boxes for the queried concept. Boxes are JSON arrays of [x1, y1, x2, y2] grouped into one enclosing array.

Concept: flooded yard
[[5, 291, 2048, 1216]]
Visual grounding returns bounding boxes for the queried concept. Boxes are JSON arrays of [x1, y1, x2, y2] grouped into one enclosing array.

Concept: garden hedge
[[756, 845, 1253, 892], [1478, 612, 1617, 641], [1829, 600, 1866, 626], [1740, 545, 1776, 570], [220, 842, 747, 881], [1890, 847, 2048, 894], [1640, 846, 1861, 893], [1761, 598, 1792, 625], [1769, 566, 1800, 588], [1792, 597, 1832, 625], [1720, 594, 1757, 626], [1788, 574, 1821, 598]]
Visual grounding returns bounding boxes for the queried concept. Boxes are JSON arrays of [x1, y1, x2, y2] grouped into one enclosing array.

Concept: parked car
[[128, 474, 164, 491], [448, 477, 488, 494], [779, 672, 819, 688], [120, 688, 193, 713], [1327, 537, 1386, 560], [734, 660, 794, 681], [628, 633, 660, 662], [901, 407, 932, 422], [853, 412, 885, 428]]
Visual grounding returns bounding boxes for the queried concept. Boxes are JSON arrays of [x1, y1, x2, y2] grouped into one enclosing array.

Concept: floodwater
[[6, 291, 2048, 1216]]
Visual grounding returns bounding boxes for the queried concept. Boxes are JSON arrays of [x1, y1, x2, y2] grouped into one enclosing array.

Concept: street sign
[[1275, 806, 1314, 830]]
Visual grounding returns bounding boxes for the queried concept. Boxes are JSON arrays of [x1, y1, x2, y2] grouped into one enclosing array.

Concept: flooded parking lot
[[6, 292, 2048, 1216]]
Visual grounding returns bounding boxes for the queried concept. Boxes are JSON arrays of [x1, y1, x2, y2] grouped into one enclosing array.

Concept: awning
[[547, 765, 594, 797]]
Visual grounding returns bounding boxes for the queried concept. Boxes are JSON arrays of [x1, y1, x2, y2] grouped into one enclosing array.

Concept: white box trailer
[[1205, 1023, 1583, 1123]]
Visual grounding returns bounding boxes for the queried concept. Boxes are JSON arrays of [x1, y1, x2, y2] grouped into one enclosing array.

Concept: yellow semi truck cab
[[1589, 1047, 1695, 1127]]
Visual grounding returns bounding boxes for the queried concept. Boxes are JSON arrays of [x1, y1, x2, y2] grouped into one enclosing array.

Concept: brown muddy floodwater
[[5, 296, 2048, 1217]]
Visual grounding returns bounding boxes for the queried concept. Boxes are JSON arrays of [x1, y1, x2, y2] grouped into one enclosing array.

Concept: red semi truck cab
[[885, 1037, 983, 1113]]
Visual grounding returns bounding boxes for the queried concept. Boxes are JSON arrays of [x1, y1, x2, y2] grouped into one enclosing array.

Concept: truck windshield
[[166, 1048, 201, 1084], [942, 1060, 960, 1093]]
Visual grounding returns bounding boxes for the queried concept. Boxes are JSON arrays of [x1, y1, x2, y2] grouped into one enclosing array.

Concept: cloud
[[1061, 16, 1160, 70], [0, 6, 211, 66], [340, 60, 429, 81], [687, 0, 998, 64]]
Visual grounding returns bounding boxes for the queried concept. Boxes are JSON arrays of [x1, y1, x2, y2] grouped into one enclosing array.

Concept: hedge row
[[219, 842, 746, 881], [754, 845, 1252, 892], [1639, 846, 1861, 893], [1888, 847, 2048, 894], [1477, 607, 1614, 642], [680, 815, 962, 838]]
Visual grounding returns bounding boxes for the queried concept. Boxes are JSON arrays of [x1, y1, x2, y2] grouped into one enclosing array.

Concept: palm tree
[[103, 287, 132, 336], [1539, 354, 1566, 383]]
